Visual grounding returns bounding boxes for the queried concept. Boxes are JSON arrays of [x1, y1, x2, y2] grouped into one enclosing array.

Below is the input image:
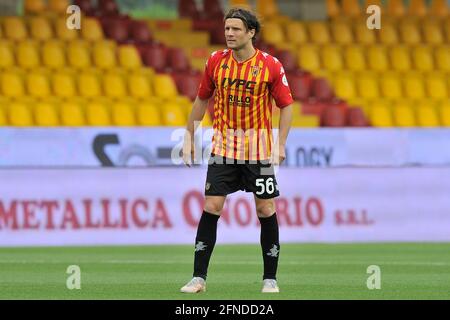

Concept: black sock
[[193, 210, 220, 280], [259, 213, 280, 280]]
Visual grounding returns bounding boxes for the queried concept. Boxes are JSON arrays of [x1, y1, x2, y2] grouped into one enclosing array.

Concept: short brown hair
[[224, 7, 261, 43]]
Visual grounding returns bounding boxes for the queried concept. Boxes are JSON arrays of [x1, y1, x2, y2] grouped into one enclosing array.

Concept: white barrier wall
[[1, 128, 450, 167], [1, 167, 449, 246]]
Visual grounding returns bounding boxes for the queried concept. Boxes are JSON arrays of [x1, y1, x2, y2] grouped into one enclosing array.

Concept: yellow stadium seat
[[435, 46, 450, 72], [367, 45, 389, 71], [53, 73, 76, 98], [93, 42, 117, 69], [27, 72, 50, 98], [42, 41, 66, 69], [321, 45, 343, 71], [118, 45, 142, 69], [430, 0, 449, 17], [35, 103, 59, 126], [446, 19, 450, 42], [378, 23, 399, 45], [423, 21, 444, 45], [128, 73, 152, 98], [341, 0, 361, 16], [308, 22, 330, 44], [153, 74, 178, 99], [78, 72, 101, 97], [81, 18, 104, 41], [408, 0, 427, 16], [29, 17, 53, 41], [365, 0, 383, 7], [333, 71, 356, 100], [162, 103, 186, 126], [229, 0, 249, 6], [416, 103, 439, 127], [403, 73, 426, 99], [68, 41, 91, 69], [393, 101, 416, 127], [298, 45, 320, 71], [354, 19, 376, 44], [439, 102, 450, 126], [16, 41, 40, 69], [86, 103, 111, 126], [3, 17, 28, 41], [54, 17, 78, 41], [389, 45, 412, 72], [370, 102, 393, 127], [0, 41, 14, 69], [387, 0, 405, 17], [330, 21, 354, 45], [326, 0, 340, 18], [344, 45, 366, 71], [1, 72, 24, 98], [0, 106, 6, 126], [137, 104, 161, 126], [8, 103, 33, 126], [257, 0, 279, 18], [261, 21, 284, 45], [380, 72, 403, 99], [399, 21, 422, 44], [426, 72, 448, 99], [356, 72, 379, 100], [112, 103, 136, 126], [202, 112, 213, 127], [103, 73, 127, 98], [412, 46, 434, 72], [24, 0, 46, 14], [48, 0, 70, 14], [285, 21, 308, 45], [60, 103, 85, 126]]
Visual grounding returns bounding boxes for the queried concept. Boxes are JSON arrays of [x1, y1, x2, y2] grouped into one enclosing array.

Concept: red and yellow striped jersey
[[198, 49, 293, 161]]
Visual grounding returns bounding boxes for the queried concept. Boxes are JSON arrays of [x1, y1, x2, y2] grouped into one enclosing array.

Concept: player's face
[[224, 18, 254, 50]]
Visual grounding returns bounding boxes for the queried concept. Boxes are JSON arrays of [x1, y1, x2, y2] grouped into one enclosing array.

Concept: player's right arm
[[182, 51, 219, 167], [183, 97, 209, 167]]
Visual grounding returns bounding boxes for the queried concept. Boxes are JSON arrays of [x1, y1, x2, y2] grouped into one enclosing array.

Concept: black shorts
[[204, 154, 280, 199]]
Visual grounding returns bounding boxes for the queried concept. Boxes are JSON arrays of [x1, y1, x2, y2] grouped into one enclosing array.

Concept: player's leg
[[181, 196, 226, 293], [241, 161, 281, 292], [181, 154, 240, 293], [254, 195, 280, 293], [193, 195, 226, 280]]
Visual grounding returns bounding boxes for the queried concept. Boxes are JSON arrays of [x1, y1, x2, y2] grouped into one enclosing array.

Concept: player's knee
[[204, 201, 224, 215], [256, 201, 275, 218]]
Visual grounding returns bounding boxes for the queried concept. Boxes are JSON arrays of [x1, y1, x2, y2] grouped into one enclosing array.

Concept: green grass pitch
[[0, 243, 449, 300]]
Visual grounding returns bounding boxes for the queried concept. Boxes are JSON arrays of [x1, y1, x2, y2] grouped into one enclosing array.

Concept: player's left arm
[[277, 103, 293, 164], [269, 57, 294, 164]]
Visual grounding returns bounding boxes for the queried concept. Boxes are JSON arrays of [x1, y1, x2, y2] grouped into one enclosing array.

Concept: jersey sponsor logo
[[221, 78, 257, 93], [228, 94, 252, 106]]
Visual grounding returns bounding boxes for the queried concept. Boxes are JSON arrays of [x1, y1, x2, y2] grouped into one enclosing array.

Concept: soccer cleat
[[180, 277, 206, 293], [262, 279, 279, 293]]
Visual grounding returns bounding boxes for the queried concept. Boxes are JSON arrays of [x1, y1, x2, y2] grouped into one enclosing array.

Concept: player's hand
[[182, 135, 194, 167], [272, 144, 286, 166], [278, 144, 286, 164]]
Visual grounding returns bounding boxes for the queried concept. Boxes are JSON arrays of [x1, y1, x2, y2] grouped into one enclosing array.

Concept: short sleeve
[[197, 53, 217, 100], [269, 58, 294, 108]]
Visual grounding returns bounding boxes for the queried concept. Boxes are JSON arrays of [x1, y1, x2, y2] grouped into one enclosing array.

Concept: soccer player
[[180, 7, 293, 294]]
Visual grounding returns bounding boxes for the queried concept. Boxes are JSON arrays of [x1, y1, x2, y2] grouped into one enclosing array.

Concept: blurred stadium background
[[0, 0, 449, 299]]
